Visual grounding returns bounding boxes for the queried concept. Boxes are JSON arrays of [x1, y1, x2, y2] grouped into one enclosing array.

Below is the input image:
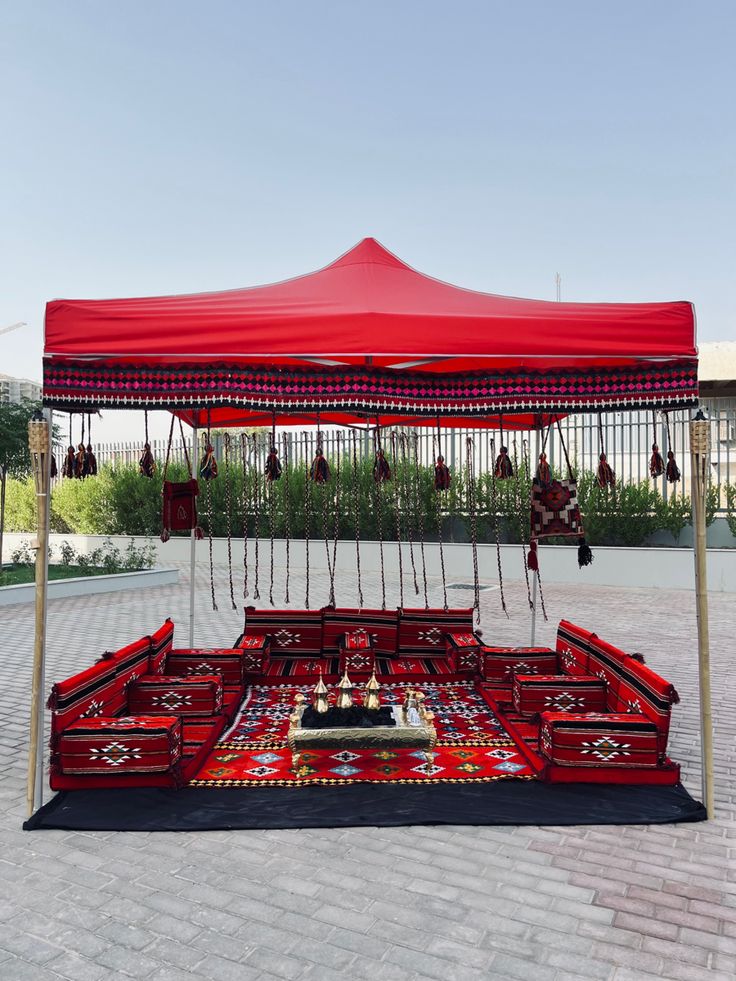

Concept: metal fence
[[93, 400, 736, 512]]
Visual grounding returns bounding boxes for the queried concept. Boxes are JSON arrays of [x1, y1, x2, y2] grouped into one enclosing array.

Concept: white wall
[[5, 533, 734, 593]]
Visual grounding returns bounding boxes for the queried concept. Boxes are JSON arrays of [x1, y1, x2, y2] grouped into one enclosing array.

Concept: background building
[[0, 373, 41, 404]]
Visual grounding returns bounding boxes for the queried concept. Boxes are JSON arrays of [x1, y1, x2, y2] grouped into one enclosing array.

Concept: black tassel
[[649, 444, 665, 478], [373, 449, 391, 482], [85, 443, 97, 477], [200, 443, 218, 480], [139, 443, 156, 478], [265, 447, 282, 481], [666, 450, 681, 484], [310, 449, 330, 483], [577, 537, 594, 568], [434, 455, 451, 491], [536, 452, 551, 486], [62, 446, 75, 478], [494, 446, 514, 479], [527, 538, 539, 572], [596, 453, 616, 490], [74, 444, 86, 479], [50, 455, 58, 479]]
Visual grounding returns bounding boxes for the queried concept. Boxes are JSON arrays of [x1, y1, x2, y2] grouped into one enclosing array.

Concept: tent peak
[[327, 237, 412, 271]]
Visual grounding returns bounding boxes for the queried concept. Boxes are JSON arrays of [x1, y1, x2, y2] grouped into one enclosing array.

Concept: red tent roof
[[42, 238, 698, 426]]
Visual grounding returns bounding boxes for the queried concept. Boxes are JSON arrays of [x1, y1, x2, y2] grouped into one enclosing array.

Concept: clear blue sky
[[1, 0, 734, 412]]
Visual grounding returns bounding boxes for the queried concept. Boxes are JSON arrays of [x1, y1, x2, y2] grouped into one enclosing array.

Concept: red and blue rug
[[189, 681, 535, 787]]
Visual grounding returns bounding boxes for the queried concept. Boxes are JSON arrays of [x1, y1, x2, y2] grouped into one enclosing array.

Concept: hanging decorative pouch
[[530, 419, 592, 568], [160, 416, 203, 542]]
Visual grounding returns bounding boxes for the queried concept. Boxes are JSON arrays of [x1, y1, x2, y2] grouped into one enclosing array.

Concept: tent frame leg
[[28, 407, 52, 818], [690, 413, 715, 819]]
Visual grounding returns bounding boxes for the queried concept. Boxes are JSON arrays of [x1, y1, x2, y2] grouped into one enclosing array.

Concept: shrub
[[4, 477, 37, 532]]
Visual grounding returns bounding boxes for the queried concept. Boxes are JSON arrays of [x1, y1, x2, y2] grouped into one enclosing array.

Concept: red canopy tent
[[29, 239, 712, 822], [43, 237, 697, 427]]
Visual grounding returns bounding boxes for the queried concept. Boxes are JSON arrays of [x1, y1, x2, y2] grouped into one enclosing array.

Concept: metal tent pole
[[530, 427, 540, 646], [690, 411, 715, 819], [27, 408, 52, 817], [188, 425, 199, 647]]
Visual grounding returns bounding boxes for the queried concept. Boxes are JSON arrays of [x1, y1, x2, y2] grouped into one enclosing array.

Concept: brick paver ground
[[1, 558, 734, 981]]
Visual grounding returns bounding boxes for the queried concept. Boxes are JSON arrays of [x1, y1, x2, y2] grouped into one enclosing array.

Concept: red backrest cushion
[[149, 619, 175, 674], [398, 608, 473, 655], [244, 608, 323, 656], [556, 620, 597, 676], [48, 659, 124, 740], [322, 608, 398, 656], [614, 656, 678, 755], [587, 637, 629, 705], [106, 637, 153, 690]]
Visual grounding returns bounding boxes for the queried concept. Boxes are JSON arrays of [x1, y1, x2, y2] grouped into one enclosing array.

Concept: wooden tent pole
[[27, 408, 51, 817], [188, 424, 199, 647], [690, 411, 715, 819]]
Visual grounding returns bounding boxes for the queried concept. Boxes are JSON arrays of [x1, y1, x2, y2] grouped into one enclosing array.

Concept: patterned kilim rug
[[190, 681, 535, 787]]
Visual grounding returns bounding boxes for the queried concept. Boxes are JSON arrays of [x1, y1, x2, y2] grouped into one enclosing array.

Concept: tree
[[0, 399, 39, 567]]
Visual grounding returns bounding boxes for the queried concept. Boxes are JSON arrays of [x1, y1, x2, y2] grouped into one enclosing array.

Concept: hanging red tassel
[[50, 455, 58, 479], [596, 452, 616, 489], [74, 443, 86, 479], [649, 443, 665, 478], [536, 452, 551, 485], [373, 448, 391, 482], [139, 443, 156, 478], [85, 443, 97, 477], [195, 526, 205, 541], [434, 454, 451, 490], [527, 538, 539, 572], [494, 446, 514, 479], [265, 446, 282, 481], [577, 537, 594, 568], [62, 446, 75, 478], [310, 449, 330, 483], [199, 443, 218, 480], [666, 450, 681, 484]]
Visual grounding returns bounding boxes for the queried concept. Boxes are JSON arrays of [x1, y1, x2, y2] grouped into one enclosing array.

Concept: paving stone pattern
[[1, 556, 734, 980]]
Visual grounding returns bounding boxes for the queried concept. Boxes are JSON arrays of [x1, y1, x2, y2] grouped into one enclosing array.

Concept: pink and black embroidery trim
[[43, 360, 698, 416]]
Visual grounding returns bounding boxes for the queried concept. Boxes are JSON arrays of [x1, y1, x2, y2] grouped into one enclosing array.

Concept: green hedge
[[4, 460, 733, 547]]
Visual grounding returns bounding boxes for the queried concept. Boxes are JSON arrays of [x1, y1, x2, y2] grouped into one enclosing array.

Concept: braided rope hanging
[[413, 432, 429, 609], [250, 432, 261, 601], [512, 436, 533, 610], [240, 433, 250, 599], [400, 433, 420, 596], [200, 413, 218, 611], [433, 419, 449, 612], [390, 430, 405, 607], [223, 433, 237, 610], [522, 435, 548, 622], [350, 429, 364, 607], [266, 418, 278, 606], [303, 430, 312, 609], [282, 432, 291, 603], [465, 435, 481, 624], [488, 436, 509, 617], [327, 431, 342, 608], [373, 424, 388, 610]]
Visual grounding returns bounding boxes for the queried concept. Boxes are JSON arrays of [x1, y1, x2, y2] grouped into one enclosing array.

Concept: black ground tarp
[[24, 781, 706, 832]]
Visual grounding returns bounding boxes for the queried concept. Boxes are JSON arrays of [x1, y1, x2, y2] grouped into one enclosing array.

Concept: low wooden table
[[288, 705, 437, 776]]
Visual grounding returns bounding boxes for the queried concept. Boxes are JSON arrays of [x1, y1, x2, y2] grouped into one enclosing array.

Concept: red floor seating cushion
[[233, 635, 271, 675], [128, 675, 223, 716], [555, 621, 679, 760], [243, 608, 323, 658], [398, 608, 474, 656], [338, 630, 376, 675], [445, 632, 483, 674], [149, 619, 175, 673], [478, 647, 559, 686], [513, 674, 608, 717], [540, 713, 660, 768], [323, 609, 398, 658], [57, 715, 182, 776], [166, 648, 250, 690]]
